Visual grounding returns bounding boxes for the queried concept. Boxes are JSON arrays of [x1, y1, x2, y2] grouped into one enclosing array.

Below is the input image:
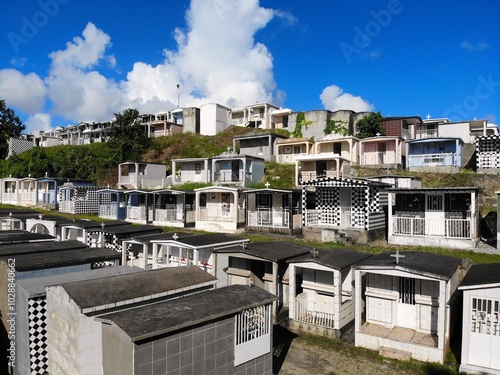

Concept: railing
[[415, 129, 438, 138], [304, 208, 364, 228], [99, 204, 118, 218], [247, 210, 289, 228], [38, 192, 55, 204], [127, 206, 146, 221], [408, 153, 456, 167], [21, 192, 35, 202], [2, 192, 17, 202], [294, 298, 335, 329], [362, 152, 397, 165], [276, 154, 306, 164], [198, 207, 233, 222], [59, 201, 74, 213], [392, 216, 471, 238], [155, 208, 182, 222]]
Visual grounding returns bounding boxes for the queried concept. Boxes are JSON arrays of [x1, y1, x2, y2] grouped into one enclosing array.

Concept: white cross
[[39, 214, 43, 220], [172, 233, 179, 241], [167, 184, 172, 190], [391, 250, 405, 264], [101, 222, 105, 229], [426, 114, 431, 120], [265, 182, 270, 188], [227, 146, 232, 153], [310, 248, 319, 258]]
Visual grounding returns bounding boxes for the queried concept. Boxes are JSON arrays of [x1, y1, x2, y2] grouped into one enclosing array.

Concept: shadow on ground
[[272, 325, 298, 375]]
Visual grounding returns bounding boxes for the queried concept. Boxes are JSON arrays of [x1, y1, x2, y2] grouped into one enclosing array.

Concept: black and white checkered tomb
[[28, 297, 48, 375]]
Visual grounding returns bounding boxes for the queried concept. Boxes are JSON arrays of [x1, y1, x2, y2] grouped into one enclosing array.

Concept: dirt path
[[273, 326, 415, 375], [276, 339, 413, 375]]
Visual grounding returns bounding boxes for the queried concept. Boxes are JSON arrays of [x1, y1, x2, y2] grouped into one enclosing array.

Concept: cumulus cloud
[[45, 22, 124, 122], [124, 0, 278, 109], [460, 40, 488, 51], [0, 69, 46, 113], [320, 85, 374, 112], [3, 0, 286, 132], [26, 113, 52, 132]]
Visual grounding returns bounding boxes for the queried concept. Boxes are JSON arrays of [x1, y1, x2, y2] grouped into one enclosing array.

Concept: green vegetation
[[0, 100, 25, 159], [291, 112, 313, 138], [324, 119, 349, 136], [355, 111, 384, 139]]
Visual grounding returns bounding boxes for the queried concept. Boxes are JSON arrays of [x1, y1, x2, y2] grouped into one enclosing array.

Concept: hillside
[[1, 127, 498, 211]]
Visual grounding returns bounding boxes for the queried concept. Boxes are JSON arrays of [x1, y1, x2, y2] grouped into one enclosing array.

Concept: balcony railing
[[247, 210, 289, 228], [362, 152, 397, 165], [214, 171, 251, 183], [304, 208, 364, 228], [392, 216, 471, 238], [127, 206, 146, 221], [99, 204, 118, 218], [408, 153, 456, 167], [294, 298, 335, 329], [155, 208, 183, 222]]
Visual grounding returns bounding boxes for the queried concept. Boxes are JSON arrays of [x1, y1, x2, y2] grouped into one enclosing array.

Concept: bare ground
[[273, 324, 417, 375]]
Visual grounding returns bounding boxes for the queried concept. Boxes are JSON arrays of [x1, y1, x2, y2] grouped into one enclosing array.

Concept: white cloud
[[0, 69, 46, 113], [26, 113, 52, 132], [320, 85, 374, 112], [45, 22, 124, 122], [460, 40, 489, 51], [124, 0, 278, 109], [4, 0, 285, 130]]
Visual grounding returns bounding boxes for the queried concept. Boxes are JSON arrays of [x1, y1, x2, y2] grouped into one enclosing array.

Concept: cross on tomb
[[426, 114, 431, 120], [172, 233, 179, 241], [167, 184, 172, 190], [310, 248, 319, 258], [101, 222, 105, 230], [265, 182, 270, 188], [390, 250, 405, 264]]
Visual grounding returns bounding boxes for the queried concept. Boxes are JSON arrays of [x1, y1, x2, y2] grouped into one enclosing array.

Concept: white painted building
[[459, 263, 500, 374]]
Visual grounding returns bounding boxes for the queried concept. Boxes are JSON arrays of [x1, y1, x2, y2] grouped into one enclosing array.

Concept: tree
[[107, 108, 150, 163], [0, 100, 25, 159], [355, 111, 384, 139]]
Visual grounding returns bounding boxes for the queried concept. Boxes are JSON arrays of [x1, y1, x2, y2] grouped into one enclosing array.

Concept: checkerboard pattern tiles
[[28, 297, 48, 375], [301, 177, 377, 230], [317, 187, 340, 225], [476, 135, 500, 169]]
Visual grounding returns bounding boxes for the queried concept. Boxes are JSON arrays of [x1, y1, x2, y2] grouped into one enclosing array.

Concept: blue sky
[[1, 0, 499, 133]]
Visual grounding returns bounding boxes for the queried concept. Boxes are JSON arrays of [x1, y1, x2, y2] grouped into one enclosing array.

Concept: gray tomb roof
[[2, 247, 120, 271], [97, 285, 277, 342], [59, 265, 217, 313], [288, 248, 372, 270], [150, 232, 249, 249], [459, 263, 500, 289], [353, 251, 462, 280], [215, 241, 311, 262], [0, 239, 87, 256], [17, 266, 142, 298], [0, 230, 55, 244]]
